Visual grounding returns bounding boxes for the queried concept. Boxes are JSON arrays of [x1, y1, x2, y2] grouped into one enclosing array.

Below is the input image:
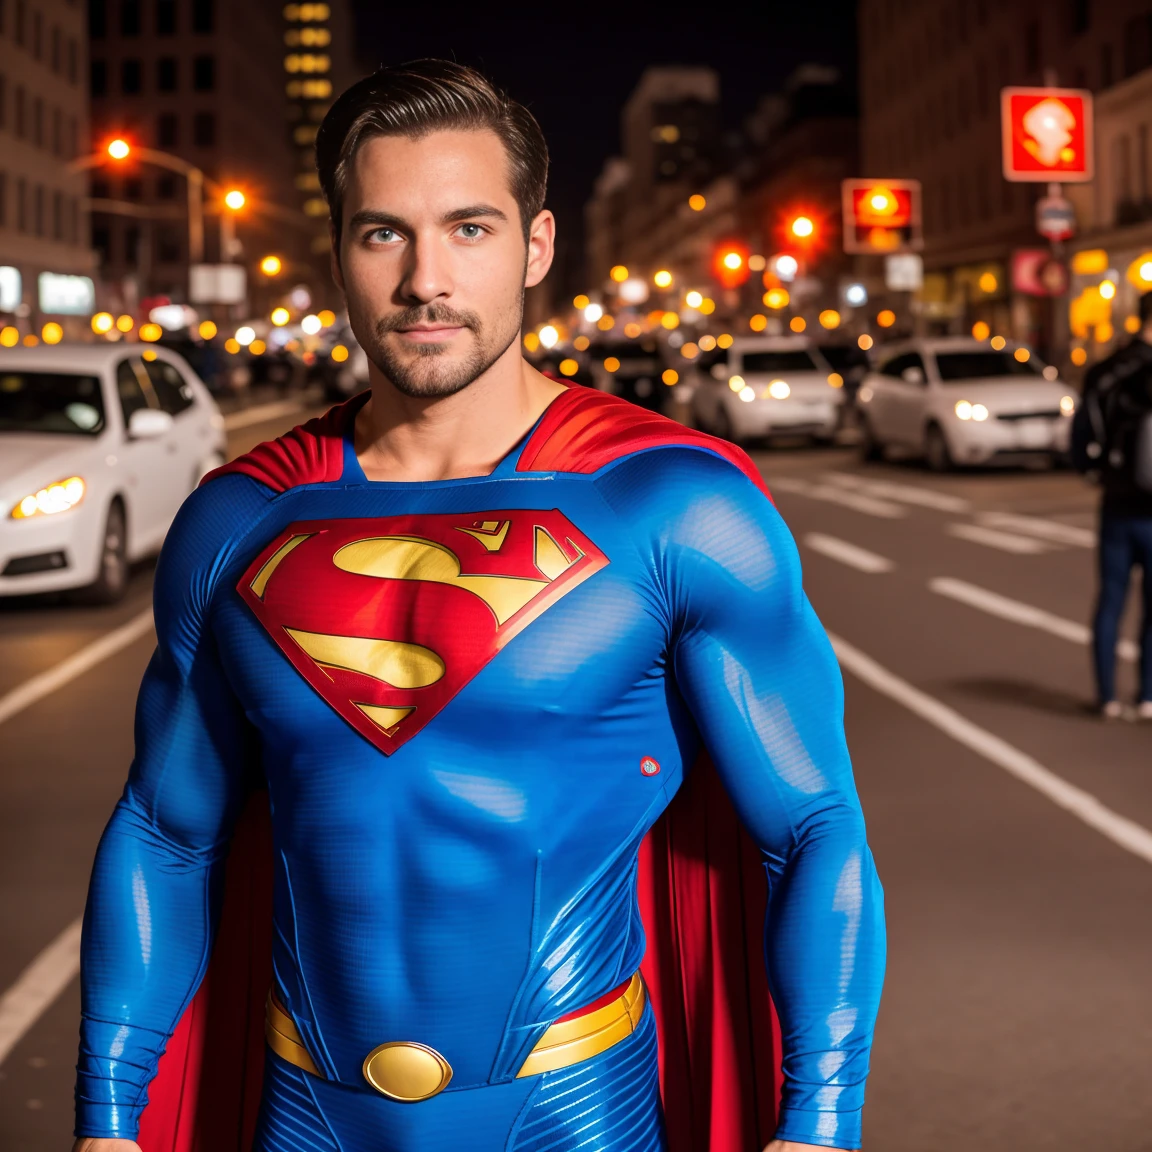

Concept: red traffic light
[[841, 179, 922, 254], [712, 241, 750, 289]]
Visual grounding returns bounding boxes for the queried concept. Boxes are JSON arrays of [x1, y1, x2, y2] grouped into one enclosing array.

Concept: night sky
[[348, 2, 858, 290]]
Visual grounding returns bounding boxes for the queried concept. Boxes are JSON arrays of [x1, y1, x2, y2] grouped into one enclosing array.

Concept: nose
[[398, 231, 454, 304]]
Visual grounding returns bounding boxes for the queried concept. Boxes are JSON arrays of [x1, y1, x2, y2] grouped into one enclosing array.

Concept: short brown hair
[[316, 60, 549, 245]]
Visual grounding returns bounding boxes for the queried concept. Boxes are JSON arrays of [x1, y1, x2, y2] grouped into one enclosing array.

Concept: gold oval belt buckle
[[362, 1041, 453, 1101]]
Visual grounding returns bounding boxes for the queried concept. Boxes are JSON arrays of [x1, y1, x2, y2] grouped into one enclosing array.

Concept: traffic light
[[106, 138, 131, 160], [260, 255, 283, 276], [712, 242, 750, 289], [224, 189, 246, 211], [790, 215, 815, 240], [841, 179, 922, 254]]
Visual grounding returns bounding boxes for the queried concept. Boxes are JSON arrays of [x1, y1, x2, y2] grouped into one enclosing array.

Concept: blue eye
[[369, 228, 397, 243], [458, 224, 483, 239]]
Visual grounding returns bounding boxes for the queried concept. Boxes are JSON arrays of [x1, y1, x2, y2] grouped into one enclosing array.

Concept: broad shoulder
[[518, 385, 767, 494]]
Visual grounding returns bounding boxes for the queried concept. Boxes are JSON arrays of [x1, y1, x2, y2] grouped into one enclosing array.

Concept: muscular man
[[74, 61, 885, 1152]]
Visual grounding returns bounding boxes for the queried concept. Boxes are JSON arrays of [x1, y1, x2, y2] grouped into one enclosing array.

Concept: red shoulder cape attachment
[[142, 387, 780, 1150]]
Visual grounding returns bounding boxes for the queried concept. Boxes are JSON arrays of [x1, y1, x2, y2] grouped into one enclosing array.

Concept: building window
[[156, 0, 176, 34], [52, 190, 63, 240], [157, 224, 181, 263], [68, 116, 77, 159], [16, 176, 25, 231], [52, 106, 61, 156], [157, 173, 176, 198], [32, 96, 42, 147], [192, 0, 213, 33], [121, 0, 140, 35], [91, 59, 107, 97], [14, 83, 23, 137], [1140, 124, 1150, 202], [0, 0, 5, 36], [89, 0, 106, 39], [125, 224, 140, 265], [1070, 0, 1089, 35], [192, 110, 215, 147], [0, 75, 5, 129], [1101, 43, 1114, 88], [1024, 20, 1040, 74], [71, 196, 79, 243], [193, 55, 214, 91], [157, 111, 177, 147], [1123, 15, 1152, 78], [51, 25, 60, 71], [93, 223, 111, 263], [157, 56, 177, 91], [0, 171, 6, 228], [91, 177, 109, 199], [125, 178, 142, 200], [31, 8, 40, 58], [34, 183, 44, 236], [14, 0, 24, 45], [68, 38, 77, 83], [121, 59, 142, 94]]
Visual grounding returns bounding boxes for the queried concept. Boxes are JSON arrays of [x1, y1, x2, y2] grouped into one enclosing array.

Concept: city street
[[2, 403, 1151, 1152]]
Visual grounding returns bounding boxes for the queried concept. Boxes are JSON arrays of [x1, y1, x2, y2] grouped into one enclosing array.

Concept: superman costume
[[75, 385, 885, 1151]]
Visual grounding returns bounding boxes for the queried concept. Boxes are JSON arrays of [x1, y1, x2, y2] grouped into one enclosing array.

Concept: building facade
[[87, 0, 353, 319], [858, 0, 1152, 360], [0, 0, 97, 340]]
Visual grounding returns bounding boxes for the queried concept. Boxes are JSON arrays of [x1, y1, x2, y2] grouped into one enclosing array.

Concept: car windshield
[[0, 371, 106, 435], [741, 350, 818, 373], [935, 351, 1042, 380]]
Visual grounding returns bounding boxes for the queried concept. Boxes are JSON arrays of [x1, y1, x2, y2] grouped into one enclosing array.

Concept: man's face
[[334, 129, 551, 398]]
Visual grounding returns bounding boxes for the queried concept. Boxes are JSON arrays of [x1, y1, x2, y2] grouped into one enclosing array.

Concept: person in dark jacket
[[1080, 291, 1152, 719]]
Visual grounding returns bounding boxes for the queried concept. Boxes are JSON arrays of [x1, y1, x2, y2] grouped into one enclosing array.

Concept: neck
[[352, 342, 566, 483]]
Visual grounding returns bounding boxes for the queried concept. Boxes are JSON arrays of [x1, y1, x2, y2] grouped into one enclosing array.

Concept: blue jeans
[[1093, 511, 1152, 704]]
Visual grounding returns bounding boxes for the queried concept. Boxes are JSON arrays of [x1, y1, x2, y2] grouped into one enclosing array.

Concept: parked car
[[0, 344, 226, 602], [690, 336, 842, 445], [588, 337, 670, 413], [856, 337, 1077, 470]]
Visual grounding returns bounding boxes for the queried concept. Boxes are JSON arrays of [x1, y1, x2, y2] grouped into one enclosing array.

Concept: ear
[[329, 220, 345, 293], [524, 209, 555, 290]]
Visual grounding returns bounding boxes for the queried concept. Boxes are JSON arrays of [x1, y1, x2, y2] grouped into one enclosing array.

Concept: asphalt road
[[2, 405, 1150, 1152]]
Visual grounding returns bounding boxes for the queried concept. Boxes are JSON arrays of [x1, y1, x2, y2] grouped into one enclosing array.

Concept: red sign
[[841, 179, 922, 254], [1011, 249, 1069, 297], [238, 510, 608, 754], [1001, 87, 1093, 182]]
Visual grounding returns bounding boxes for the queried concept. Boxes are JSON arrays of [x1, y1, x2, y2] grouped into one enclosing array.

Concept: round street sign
[[1035, 195, 1076, 241]]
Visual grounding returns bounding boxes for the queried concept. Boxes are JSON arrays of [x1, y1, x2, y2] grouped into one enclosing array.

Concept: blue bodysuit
[[75, 389, 885, 1151]]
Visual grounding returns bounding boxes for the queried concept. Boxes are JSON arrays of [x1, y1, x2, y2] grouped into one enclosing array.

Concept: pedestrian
[[1073, 290, 1152, 719]]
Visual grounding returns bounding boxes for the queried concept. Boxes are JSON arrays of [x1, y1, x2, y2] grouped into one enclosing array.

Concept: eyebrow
[[347, 204, 509, 232]]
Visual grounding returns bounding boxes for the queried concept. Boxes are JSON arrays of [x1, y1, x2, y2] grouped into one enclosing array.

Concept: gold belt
[[264, 972, 646, 1102]]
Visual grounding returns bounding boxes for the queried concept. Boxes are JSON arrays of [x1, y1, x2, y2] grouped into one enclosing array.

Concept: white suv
[[690, 337, 842, 445], [856, 337, 1077, 470]]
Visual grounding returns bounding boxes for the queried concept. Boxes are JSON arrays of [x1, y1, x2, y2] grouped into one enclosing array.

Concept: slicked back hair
[[316, 60, 549, 247]]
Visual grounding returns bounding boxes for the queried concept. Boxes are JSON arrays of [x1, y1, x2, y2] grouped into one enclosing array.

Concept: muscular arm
[[601, 451, 886, 1150], [75, 479, 266, 1140]]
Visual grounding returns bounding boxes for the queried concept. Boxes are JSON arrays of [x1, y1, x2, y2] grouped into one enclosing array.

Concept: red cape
[[139, 389, 780, 1152]]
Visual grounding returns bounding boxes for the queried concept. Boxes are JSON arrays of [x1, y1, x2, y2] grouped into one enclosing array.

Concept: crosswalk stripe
[[929, 577, 1138, 660], [805, 533, 894, 573], [977, 512, 1094, 548], [830, 633, 1152, 867], [947, 522, 1049, 554], [823, 472, 971, 513], [770, 476, 907, 519], [0, 919, 82, 1067]]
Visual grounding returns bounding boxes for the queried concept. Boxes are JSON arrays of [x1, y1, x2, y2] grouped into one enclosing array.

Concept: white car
[[856, 338, 1077, 471], [0, 344, 226, 602], [691, 337, 843, 444]]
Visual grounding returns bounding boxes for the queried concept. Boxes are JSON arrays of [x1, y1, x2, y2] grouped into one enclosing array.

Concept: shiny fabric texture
[[76, 427, 885, 1150]]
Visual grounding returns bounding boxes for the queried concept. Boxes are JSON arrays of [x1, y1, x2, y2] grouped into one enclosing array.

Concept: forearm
[[765, 811, 884, 1150], [76, 802, 224, 1139]]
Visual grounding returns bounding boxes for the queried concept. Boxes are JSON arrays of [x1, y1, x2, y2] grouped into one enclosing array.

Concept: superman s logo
[[238, 511, 608, 754]]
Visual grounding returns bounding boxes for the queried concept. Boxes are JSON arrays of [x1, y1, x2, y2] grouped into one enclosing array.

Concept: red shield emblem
[[238, 510, 608, 754]]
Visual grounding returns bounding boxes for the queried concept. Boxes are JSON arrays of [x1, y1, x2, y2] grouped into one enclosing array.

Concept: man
[[1075, 290, 1152, 719], [73, 62, 884, 1152]]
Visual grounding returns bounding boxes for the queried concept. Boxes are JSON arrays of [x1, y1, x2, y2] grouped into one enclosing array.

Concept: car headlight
[[767, 379, 791, 399], [955, 400, 973, 420], [10, 476, 86, 519], [728, 374, 745, 393], [739, 386, 755, 403], [1060, 394, 1075, 416]]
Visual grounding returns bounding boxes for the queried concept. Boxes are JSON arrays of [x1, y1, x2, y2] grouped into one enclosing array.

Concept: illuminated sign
[[38, 273, 95, 315], [841, 180, 922, 254], [1001, 87, 1093, 182], [0, 266, 21, 312]]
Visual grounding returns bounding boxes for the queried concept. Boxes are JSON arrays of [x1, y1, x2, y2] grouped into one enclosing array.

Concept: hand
[[72, 1140, 142, 1152], [763, 1143, 856, 1152]]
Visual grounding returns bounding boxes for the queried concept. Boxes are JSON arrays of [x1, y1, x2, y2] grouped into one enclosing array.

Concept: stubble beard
[[354, 294, 524, 400]]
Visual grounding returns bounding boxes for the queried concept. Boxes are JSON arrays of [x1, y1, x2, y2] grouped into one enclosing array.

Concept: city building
[[86, 0, 354, 321], [0, 0, 97, 341], [858, 0, 1152, 361]]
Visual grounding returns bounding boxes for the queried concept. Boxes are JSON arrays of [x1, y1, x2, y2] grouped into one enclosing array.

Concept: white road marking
[[947, 522, 1050, 554], [977, 511, 1094, 549], [823, 472, 971, 513], [770, 476, 907, 519], [829, 633, 1152, 866], [222, 398, 308, 431], [805, 533, 894, 573], [0, 608, 154, 728], [0, 919, 82, 1066], [929, 577, 1138, 661]]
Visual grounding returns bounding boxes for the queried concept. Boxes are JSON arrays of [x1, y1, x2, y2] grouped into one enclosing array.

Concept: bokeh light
[[790, 316, 807, 333]]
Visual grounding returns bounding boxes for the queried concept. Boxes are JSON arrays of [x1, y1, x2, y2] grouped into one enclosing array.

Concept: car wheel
[[713, 403, 738, 444], [859, 416, 883, 462], [77, 501, 129, 605], [924, 423, 953, 472]]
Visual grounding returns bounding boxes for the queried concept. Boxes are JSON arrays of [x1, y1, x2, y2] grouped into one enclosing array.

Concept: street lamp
[[220, 188, 246, 261], [260, 255, 283, 277]]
